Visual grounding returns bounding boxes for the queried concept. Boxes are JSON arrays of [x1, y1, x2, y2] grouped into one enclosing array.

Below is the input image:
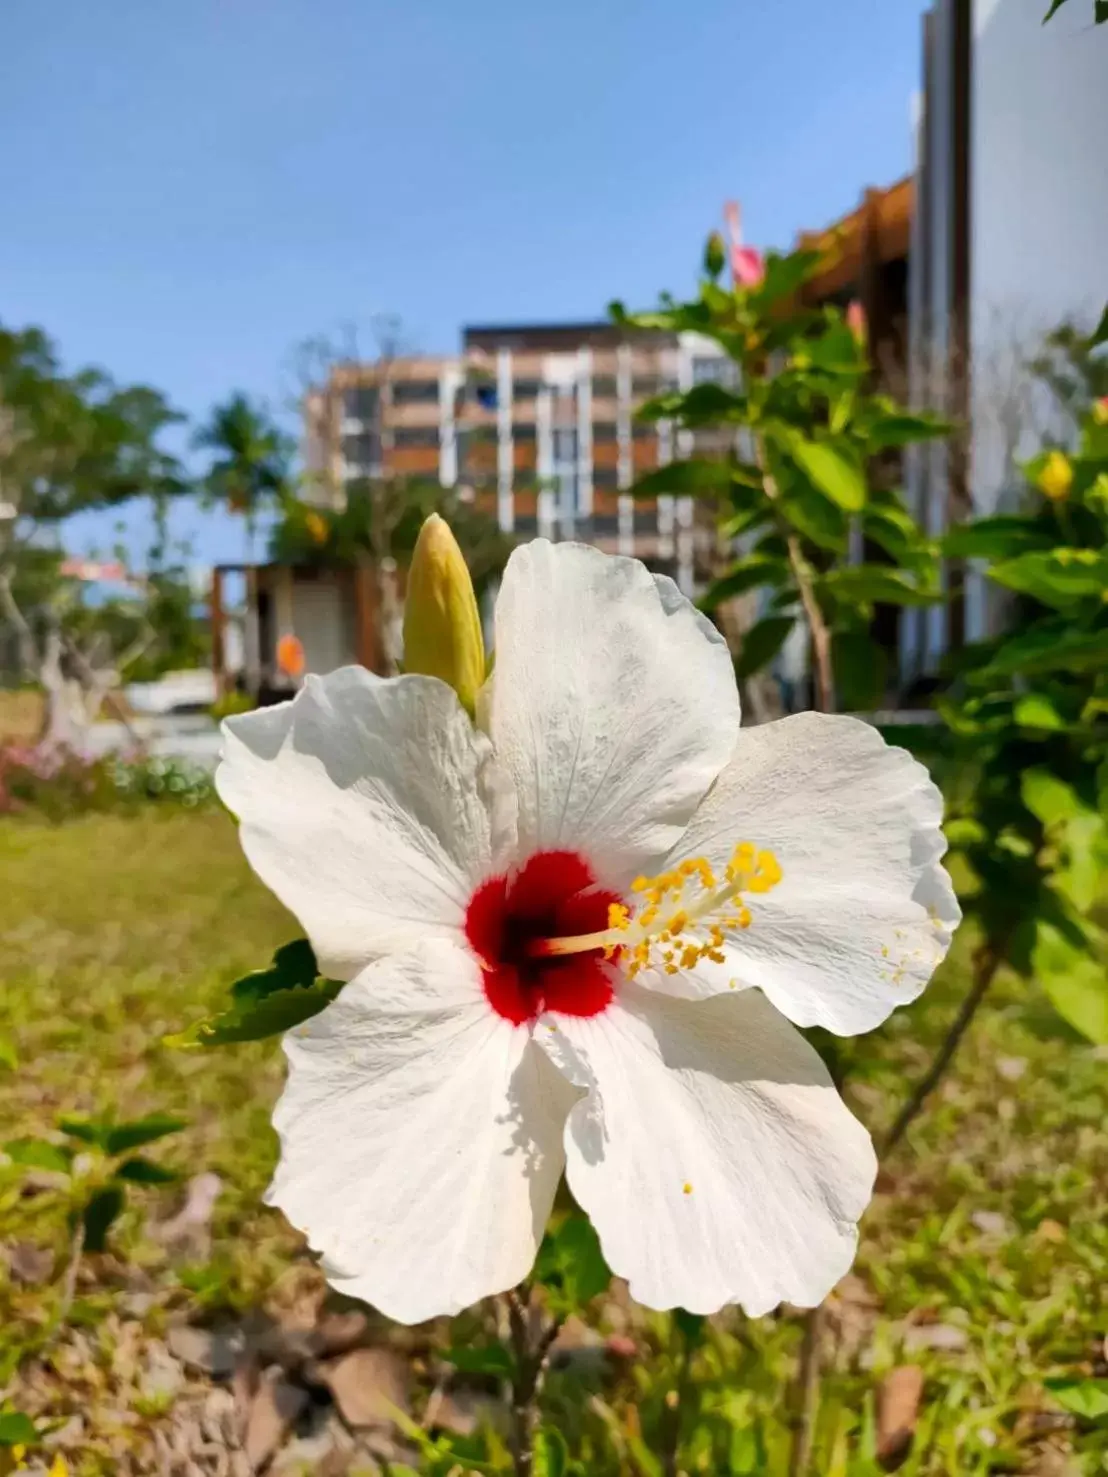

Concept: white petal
[[268, 940, 576, 1324], [485, 541, 738, 886], [651, 713, 959, 1034], [217, 667, 514, 979], [537, 984, 875, 1316]]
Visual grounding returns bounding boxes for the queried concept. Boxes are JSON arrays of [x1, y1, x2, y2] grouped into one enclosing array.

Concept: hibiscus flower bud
[[703, 230, 726, 280], [1093, 396, 1108, 426], [403, 513, 486, 717], [1037, 449, 1074, 502], [846, 300, 868, 344]]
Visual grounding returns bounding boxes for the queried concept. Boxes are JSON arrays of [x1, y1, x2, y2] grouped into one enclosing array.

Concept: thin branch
[[755, 439, 835, 714], [788, 1304, 825, 1477], [506, 1287, 562, 1477], [881, 938, 1002, 1156]]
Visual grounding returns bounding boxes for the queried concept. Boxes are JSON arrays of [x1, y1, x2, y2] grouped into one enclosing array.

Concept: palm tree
[[193, 394, 293, 561]]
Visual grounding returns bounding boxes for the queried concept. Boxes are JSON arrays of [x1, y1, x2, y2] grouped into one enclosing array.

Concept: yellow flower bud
[[402, 514, 485, 717], [304, 510, 328, 544], [1038, 449, 1073, 502]]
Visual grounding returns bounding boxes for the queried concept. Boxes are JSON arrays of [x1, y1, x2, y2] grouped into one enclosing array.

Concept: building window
[[593, 466, 620, 490], [391, 379, 440, 406], [343, 387, 379, 421], [692, 356, 728, 386], [513, 423, 537, 443], [632, 422, 656, 441], [592, 421, 618, 444], [513, 378, 541, 401], [393, 426, 440, 449], [591, 375, 617, 399], [343, 432, 381, 471], [632, 374, 660, 396]]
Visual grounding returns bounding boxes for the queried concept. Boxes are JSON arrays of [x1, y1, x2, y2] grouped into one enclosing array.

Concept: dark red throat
[[464, 850, 620, 1024]]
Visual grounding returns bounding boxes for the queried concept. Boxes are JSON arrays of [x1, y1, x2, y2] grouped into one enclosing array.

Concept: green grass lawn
[[1, 808, 1106, 1475]]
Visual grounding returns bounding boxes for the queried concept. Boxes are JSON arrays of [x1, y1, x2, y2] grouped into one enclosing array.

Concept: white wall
[[971, 0, 1108, 505]]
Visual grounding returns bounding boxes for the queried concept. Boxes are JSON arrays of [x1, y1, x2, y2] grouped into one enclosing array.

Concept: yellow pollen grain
[[682, 1182, 693, 1195]]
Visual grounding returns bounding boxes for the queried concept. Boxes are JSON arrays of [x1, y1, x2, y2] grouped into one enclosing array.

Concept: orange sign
[[276, 634, 306, 678]]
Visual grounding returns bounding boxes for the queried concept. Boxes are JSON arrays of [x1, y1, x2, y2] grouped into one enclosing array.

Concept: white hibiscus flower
[[217, 538, 959, 1325]]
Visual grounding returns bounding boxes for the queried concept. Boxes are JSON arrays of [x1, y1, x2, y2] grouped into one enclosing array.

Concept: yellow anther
[[631, 876, 650, 893], [607, 902, 631, 932], [667, 910, 688, 935], [682, 1182, 693, 1195]]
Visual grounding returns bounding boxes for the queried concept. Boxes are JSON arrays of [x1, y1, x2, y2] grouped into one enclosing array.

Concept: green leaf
[[820, 566, 936, 607], [1013, 693, 1066, 731], [59, 1116, 107, 1148], [735, 616, 794, 678], [983, 621, 1108, 677], [4, 1138, 72, 1175], [1045, 1378, 1108, 1421], [0, 1036, 16, 1071], [627, 460, 733, 500], [167, 979, 341, 1049], [796, 321, 860, 376], [751, 248, 821, 306], [443, 1343, 515, 1378], [232, 938, 320, 1002], [780, 485, 848, 551], [942, 516, 1055, 560], [862, 410, 951, 449], [786, 437, 865, 512], [103, 1115, 186, 1156], [534, 1427, 569, 1477], [114, 1156, 179, 1185], [1033, 923, 1108, 1046], [989, 548, 1108, 608], [1021, 769, 1081, 826], [1090, 301, 1108, 347], [674, 1310, 707, 1344], [862, 503, 930, 564], [82, 1185, 126, 1253], [1042, 0, 1069, 19], [0, 1410, 41, 1446], [833, 631, 888, 710], [700, 556, 790, 610], [534, 1213, 612, 1313], [167, 940, 343, 1048]]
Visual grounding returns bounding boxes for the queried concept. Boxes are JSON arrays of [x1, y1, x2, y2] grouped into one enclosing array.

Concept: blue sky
[[0, 0, 928, 566]]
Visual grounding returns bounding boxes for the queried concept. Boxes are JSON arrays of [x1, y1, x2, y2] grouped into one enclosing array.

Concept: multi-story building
[[304, 321, 736, 595]]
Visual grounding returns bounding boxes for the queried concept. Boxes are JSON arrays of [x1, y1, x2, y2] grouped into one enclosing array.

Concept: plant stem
[[42, 1219, 85, 1352], [660, 1325, 697, 1477], [755, 440, 836, 714], [506, 1287, 562, 1477], [788, 1303, 825, 1477], [881, 938, 1002, 1156]]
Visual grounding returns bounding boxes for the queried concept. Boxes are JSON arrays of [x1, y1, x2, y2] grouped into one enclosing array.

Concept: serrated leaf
[[114, 1156, 179, 1185], [4, 1138, 72, 1175], [700, 556, 790, 610], [103, 1115, 186, 1156], [735, 616, 794, 678], [786, 437, 866, 511], [166, 980, 342, 1049], [1033, 923, 1108, 1045], [82, 1185, 126, 1253]]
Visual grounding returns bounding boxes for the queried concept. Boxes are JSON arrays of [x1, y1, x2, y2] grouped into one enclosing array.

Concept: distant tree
[[193, 393, 294, 556], [0, 322, 187, 744]]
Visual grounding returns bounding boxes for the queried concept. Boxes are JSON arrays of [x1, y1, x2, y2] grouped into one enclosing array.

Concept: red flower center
[[464, 850, 620, 1024]]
